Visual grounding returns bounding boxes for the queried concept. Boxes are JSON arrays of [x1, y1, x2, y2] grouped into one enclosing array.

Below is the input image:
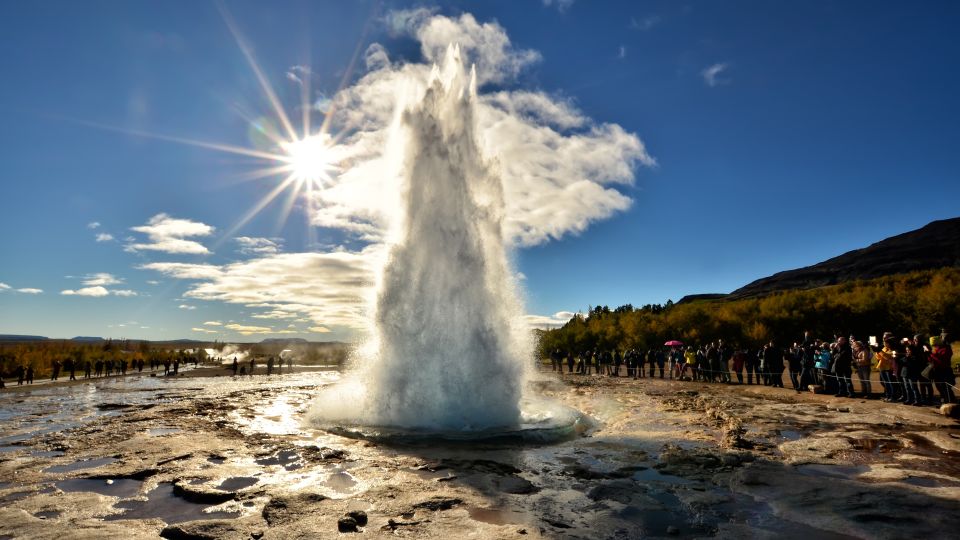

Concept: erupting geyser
[[310, 45, 576, 438]]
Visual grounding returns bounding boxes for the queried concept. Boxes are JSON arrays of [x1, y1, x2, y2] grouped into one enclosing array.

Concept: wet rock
[[435, 459, 522, 475], [381, 518, 423, 531], [157, 453, 193, 466], [940, 404, 959, 418], [337, 516, 359, 532], [587, 480, 653, 505], [346, 510, 368, 526], [496, 475, 539, 494], [261, 493, 329, 525], [666, 525, 680, 535], [731, 460, 960, 538], [301, 446, 347, 462], [160, 520, 248, 540], [412, 496, 463, 511], [172, 479, 235, 504], [561, 464, 609, 480], [542, 517, 572, 529]]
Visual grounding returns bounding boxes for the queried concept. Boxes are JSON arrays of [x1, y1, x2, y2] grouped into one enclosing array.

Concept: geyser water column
[[313, 45, 534, 433]]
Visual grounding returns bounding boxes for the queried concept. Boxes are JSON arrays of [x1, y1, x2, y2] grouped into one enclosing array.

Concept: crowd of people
[[548, 330, 958, 407], [0, 352, 298, 389]]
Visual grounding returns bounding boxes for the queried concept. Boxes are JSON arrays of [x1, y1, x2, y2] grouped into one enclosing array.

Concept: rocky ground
[[1, 369, 958, 539]]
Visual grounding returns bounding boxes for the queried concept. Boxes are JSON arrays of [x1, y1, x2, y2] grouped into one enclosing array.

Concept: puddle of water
[[795, 464, 870, 479], [323, 470, 357, 492], [779, 430, 803, 441], [468, 506, 529, 526], [0, 445, 24, 453], [255, 449, 302, 470], [617, 498, 701, 537], [57, 478, 143, 498], [147, 427, 181, 436], [0, 485, 55, 504], [43, 457, 117, 474], [34, 510, 60, 520], [217, 477, 258, 491], [105, 483, 241, 523], [849, 438, 902, 454], [31, 450, 66, 458], [901, 475, 956, 487]]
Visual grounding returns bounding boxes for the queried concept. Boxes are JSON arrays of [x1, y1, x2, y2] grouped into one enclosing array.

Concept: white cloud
[[701, 62, 730, 87], [308, 326, 332, 333], [87, 221, 100, 229], [82, 273, 123, 286], [251, 309, 298, 320], [235, 236, 282, 255], [629, 15, 661, 31], [61, 286, 110, 297], [542, 0, 574, 12], [146, 280, 160, 285], [192, 327, 218, 334], [307, 10, 652, 247], [524, 311, 576, 330], [17, 288, 43, 294], [142, 248, 379, 330], [225, 323, 273, 335], [138, 262, 222, 280], [178, 304, 196, 310], [0, 283, 9, 291], [203, 321, 222, 326], [126, 213, 214, 254], [618, 45, 626, 59], [95, 233, 115, 242], [112, 289, 138, 297]]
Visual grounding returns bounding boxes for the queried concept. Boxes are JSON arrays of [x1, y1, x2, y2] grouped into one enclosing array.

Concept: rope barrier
[[550, 360, 960, 394]]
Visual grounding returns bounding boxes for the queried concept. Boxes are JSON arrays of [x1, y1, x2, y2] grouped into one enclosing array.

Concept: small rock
[[411, 496, 463, 511], [667, 525, 680, 535], [518, 528, 528, 535], [346, 510, 368, 526], [941, 404, 960, 418], [338, 516, 359, 533]]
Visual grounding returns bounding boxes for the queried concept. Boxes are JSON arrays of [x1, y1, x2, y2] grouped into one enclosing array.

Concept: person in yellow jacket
[[874, 336, 897, 401], [682, 347, 696, 379]]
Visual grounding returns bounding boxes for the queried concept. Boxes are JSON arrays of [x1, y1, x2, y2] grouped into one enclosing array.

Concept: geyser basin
[[319, 398, 586, 445]]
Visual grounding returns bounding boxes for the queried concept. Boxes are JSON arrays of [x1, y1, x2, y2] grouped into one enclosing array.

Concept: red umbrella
[[664, 340, 684, 347]]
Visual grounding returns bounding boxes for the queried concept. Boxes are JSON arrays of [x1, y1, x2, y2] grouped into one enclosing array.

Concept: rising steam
[[309, 45, 532, 431]]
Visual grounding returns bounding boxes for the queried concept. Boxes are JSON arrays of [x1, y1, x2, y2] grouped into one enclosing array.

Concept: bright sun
[[281, 134, 338, 186]]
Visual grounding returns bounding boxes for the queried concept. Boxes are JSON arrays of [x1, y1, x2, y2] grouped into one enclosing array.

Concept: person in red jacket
[[929, 336, 956, 404]]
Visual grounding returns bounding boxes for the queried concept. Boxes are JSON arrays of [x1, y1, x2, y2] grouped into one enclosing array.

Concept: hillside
[[728, 217, 960, 299]]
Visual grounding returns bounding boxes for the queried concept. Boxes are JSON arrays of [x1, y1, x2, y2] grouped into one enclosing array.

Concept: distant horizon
[[2, 1, 959, 341]]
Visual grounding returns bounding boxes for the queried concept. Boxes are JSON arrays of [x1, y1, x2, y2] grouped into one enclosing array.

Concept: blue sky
[[1, 0, 958, 341]]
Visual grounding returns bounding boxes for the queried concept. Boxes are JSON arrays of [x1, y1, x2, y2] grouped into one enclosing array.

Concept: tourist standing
[[853, 341, 872, 397], [832, 337, 854, 397], [929, 336, 956, 404], [874, 335, 897, 401]]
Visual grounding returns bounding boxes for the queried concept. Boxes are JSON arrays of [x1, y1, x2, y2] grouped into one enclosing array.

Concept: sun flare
[[281, 134, 338, 186]]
